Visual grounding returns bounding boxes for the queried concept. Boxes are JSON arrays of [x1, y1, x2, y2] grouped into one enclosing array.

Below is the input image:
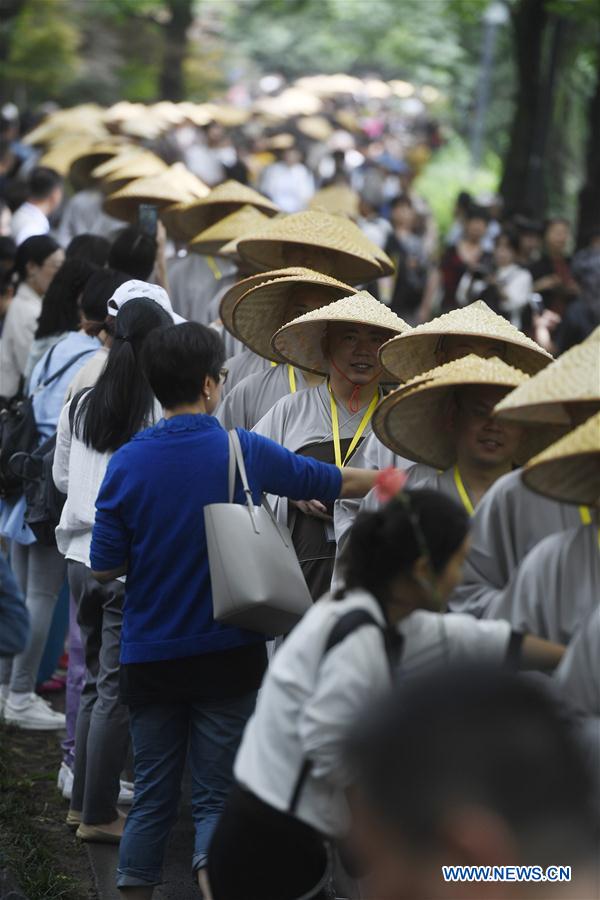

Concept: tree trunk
[[577, 54, 600, 247], [500, 0, 548, 216], [159, 0, 193, 101]]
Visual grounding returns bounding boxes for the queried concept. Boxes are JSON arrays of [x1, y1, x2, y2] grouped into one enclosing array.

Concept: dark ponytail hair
[[12, 234, 60, 288], [339, 489, 469, 601], [35, 257, 97, 338], [75, 298, 172, 453]]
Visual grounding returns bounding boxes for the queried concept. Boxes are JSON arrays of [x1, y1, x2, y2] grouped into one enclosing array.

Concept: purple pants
[[61, 592, 85, 769]]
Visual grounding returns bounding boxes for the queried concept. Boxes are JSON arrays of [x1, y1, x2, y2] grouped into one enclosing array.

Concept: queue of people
[[0, 100, 598, 900]]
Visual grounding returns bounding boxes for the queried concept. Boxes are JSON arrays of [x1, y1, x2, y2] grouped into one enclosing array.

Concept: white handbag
[[204, 429, 313, 637]]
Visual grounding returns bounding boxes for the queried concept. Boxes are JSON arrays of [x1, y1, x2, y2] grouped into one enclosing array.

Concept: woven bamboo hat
[[495, 326, 600, 425], [38, 138, 97, 176], [372, 355, 555, 469], [189, 206, 271, 257], [236, 210, 390, 284], [231, 270, 355, 361], [218, 267, 322, 338], [103, 163, 209, 222], [171, 181, 280, 243], [379, 300, 552, 381], [91, 150, 166, 182], [296, 115, 334, 142], [308, 184, 360, 219], [272, 290, 408, 375], [68, 140, 126, 187], [522, 412, 600, 506]]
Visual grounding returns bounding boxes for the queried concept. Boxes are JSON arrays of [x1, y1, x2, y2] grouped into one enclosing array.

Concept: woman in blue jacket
[[90, 322, 379, 899]]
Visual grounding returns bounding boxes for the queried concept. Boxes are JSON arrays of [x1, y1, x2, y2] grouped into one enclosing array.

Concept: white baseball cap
[[107, 279, 185, 325]]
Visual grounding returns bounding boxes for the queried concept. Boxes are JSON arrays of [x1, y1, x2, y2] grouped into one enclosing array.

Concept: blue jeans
[[117, 692, 257, 888]]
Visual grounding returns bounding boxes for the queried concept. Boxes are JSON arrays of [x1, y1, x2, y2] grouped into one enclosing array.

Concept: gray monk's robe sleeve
[[449, 469, 583, 619], [494, 524, 600, 645], [217, 365, 311, 431], [555, 606, 600, 717]]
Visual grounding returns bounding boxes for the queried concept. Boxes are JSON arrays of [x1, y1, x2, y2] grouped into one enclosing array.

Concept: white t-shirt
[[11, 202, 49, 245]]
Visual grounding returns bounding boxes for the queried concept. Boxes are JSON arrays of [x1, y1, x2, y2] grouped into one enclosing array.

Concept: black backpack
[[0, 343, 95, 500], [8, 390, 88, 546]]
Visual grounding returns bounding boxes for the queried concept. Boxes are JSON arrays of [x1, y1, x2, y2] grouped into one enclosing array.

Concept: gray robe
[[253, 381, 379, 527], [486, 524, 599, 645], [449, 469, 583, 618], [220, 348, 271, 400], [555, 606, 600, 717], [56, 189, 123, 245], [167, 253, 237, 324], [217, 364, 311, 431]]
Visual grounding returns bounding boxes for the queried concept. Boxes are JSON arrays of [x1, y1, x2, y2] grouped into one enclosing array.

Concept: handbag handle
[[227, 429, 290, 548]]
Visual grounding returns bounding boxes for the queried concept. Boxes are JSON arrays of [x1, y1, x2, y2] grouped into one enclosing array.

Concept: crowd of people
[[0, 95, 598, 900]]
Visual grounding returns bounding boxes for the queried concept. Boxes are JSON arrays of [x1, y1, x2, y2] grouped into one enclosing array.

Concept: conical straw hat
[[379, 300, 552, 381], [495, 326, 600, 425], [219, 267, 325, 337], [103, 164, 209, 223], [271, 290, 408, 375], [309, 184, 360, 220], [231, 270, 355, 360], [236, 210, 388, 284], [172, 181, 280, 243], [522, 412, 600, 506], [92, 152, 167, 186], [38, 138, 97, 176], [68, 140, 126, 187], [188, 206, 271, 257], [297, 115, 334, 142], [372, 354, 561, 470]]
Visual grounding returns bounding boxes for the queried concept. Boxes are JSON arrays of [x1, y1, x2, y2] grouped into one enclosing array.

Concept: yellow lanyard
[[453, 465, 475, 516], [328, 384, 378, 468], [579, 506, 592, 525], [288, 365, 296, 393], [206, 255, 222, 280], [270, 362, 297, 393]]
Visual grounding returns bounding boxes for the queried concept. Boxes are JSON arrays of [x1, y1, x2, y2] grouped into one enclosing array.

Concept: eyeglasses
[[219, 368, 229, 384]]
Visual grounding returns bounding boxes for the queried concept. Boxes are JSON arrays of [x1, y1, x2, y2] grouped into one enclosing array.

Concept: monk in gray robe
[[254, 292, 407, 599]]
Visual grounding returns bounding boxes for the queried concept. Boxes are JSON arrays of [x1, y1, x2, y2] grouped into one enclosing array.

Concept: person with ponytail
[[52, 298, 172, 843], [208, 488, 566, 900], [0, 234, 64, 399]]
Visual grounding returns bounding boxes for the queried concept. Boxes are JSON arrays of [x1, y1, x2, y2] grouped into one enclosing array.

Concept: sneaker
[[4, 693, 66, 730], [66, 809, 82, 829], [118, 781, 134, 805], [62, 765, 74, 800], [57, 761, 71, 794]]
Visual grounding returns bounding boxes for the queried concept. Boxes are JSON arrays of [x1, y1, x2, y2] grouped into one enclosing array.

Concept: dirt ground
[[0, 720, 97, 900]]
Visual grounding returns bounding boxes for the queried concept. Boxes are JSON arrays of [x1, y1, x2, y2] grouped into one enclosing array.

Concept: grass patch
[[0, 720, 94, 900]]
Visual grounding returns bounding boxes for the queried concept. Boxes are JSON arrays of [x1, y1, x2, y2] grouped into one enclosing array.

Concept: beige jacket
[[0, 282, 42, 398]]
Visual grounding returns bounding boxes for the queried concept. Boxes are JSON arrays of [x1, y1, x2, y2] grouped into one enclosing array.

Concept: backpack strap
[[40, 349, 97, 391], [288, 607, 403, 815]]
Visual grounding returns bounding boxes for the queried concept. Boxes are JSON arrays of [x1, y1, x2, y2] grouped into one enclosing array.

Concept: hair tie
[[116, 334, 132, 344]]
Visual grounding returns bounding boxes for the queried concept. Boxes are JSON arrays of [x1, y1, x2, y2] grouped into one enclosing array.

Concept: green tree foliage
[[0, 0, 80, 104]]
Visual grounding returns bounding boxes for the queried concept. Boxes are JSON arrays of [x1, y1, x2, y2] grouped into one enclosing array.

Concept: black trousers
[[208, 784, 330, 900]]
